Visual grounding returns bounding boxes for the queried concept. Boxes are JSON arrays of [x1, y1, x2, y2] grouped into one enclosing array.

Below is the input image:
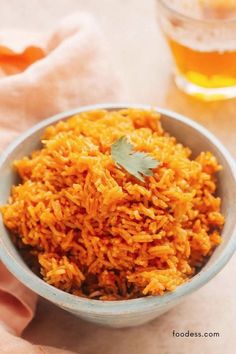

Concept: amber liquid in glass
[[160, 0, 236, 99], [168, 38, 236, 89]]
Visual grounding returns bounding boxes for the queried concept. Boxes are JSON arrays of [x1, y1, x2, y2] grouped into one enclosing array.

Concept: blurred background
[[1, 0, 235, 156]]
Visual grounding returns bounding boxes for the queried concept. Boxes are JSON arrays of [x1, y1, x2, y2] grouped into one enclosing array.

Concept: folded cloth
[[0, 12, 124, 148], [0, 322, 74, 354], [0, 12, 125, 353]]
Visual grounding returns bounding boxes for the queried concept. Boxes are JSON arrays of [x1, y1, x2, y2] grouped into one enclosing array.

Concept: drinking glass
[[156, 0, 236, 100]]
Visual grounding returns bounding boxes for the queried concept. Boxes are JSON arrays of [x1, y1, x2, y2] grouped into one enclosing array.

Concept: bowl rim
[[1, 102, 236, 314]]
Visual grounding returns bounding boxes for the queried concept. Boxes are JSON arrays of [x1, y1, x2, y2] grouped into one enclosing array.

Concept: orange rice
[[0, 109, 224, 300]]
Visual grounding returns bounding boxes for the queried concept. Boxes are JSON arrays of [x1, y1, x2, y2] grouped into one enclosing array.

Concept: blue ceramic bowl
[[0, 103, 236, 327]]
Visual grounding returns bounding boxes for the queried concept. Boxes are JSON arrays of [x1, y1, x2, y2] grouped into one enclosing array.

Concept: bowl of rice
[[0, 103, 236, 328]]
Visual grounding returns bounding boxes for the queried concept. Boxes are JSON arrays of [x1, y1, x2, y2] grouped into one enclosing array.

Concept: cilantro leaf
[[111, 136, 159, 182]]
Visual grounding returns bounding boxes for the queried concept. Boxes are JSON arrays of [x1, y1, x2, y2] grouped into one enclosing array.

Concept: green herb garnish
[[111, 136, 159, 182]]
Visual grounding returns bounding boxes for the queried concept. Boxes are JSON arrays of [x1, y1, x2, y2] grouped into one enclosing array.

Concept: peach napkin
[[0, 12, 125, 353], [0, 12, 124, 148]]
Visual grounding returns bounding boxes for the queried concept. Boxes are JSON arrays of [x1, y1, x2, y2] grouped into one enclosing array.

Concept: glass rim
[[157, 0, 236, 25]]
